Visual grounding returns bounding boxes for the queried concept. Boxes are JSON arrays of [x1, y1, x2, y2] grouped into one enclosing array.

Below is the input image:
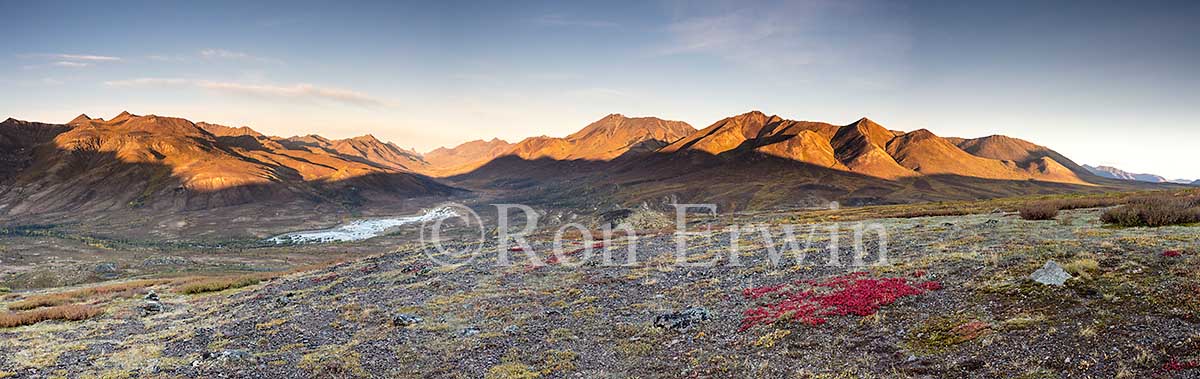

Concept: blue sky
[[2, 0, 1198, 179]]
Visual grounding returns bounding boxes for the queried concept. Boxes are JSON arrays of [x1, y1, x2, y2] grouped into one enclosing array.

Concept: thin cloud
[[199, 49, 283, 64], [659, 7, 820, 68], [16, 53, 122, 69], [53, 61, 92, 68], [104, 78, 190, 86], [656, 1, 912, 87], [533, 14, 619, 28], [104, 78, 386, 107], [53, 54, 121, 62]]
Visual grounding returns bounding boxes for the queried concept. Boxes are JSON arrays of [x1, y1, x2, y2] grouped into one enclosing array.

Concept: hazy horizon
[[2, 0, 1198, 179]]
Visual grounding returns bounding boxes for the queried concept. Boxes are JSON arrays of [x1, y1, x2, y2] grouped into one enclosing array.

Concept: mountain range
[[440, 111, 1172, 209], [0, 110, 1182, 220]]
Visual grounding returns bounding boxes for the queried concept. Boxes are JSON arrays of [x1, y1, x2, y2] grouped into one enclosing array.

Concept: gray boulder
[[391, 313, 424, 327], [654, 307, 712, 331], [1031, 261, 1072, 286]]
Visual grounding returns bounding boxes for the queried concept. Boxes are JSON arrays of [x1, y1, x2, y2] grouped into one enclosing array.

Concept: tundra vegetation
[[0, 190, 1198, 377]]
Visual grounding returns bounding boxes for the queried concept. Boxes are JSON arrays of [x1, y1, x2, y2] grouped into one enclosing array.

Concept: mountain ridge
[[1, 110, 1183, 218]]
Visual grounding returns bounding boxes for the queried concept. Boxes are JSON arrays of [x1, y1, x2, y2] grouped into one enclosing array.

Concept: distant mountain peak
[[852, 116, 879, 125], [349, 134, 382, 143], [1083, 164, 1167, 183], [725, 110, 770, 123], [69, 114, 93, 124], [110, 111, 136, 123], [901, 128, 938, 141], [837, 117, 894, 150], [564, 113, 693, 145]]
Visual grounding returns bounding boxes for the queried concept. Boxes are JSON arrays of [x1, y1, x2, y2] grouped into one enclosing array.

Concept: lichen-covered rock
[[391, 313, 424, 327], [1031, 260, 1072, 286], [654, 307, 712, 331]]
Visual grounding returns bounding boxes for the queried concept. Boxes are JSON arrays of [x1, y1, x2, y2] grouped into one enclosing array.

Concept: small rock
[[95, 263, 120, 279], [654, 307, 712, 331], [144, 290, 159, 302], [391, 313, 424, 327], [459, 327, 480, 337], [1031, 260, 1072, 286], [141, 300, 163, 316], [202, 349, 254, 365], [503, 325, 518, 334], [982, 219, 999, 226], [959, 358, 986, 371], [275, 293, 294, 307]]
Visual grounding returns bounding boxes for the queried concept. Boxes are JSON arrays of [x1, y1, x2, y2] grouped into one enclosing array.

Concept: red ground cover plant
[[1164, 250, 1184, 257], [739, 272, 942, 332], [1163, 358, 1199, 371]]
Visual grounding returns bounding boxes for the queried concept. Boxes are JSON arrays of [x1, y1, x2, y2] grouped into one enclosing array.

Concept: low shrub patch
[[7, 279, 171, 311], [175, 275, 267, 295], [1100, 193, 1200, 227], [1051, 197, 1124, 211], [0, 304, 102, 328], [173, 259, 346, 295], [1018, 203, 1059, 220]]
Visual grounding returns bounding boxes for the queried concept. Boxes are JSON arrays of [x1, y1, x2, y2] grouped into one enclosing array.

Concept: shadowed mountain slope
[[829, 118, 917, 180]]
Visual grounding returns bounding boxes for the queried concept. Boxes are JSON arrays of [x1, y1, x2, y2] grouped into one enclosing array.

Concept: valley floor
[[2, 208, 1200, 378]]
